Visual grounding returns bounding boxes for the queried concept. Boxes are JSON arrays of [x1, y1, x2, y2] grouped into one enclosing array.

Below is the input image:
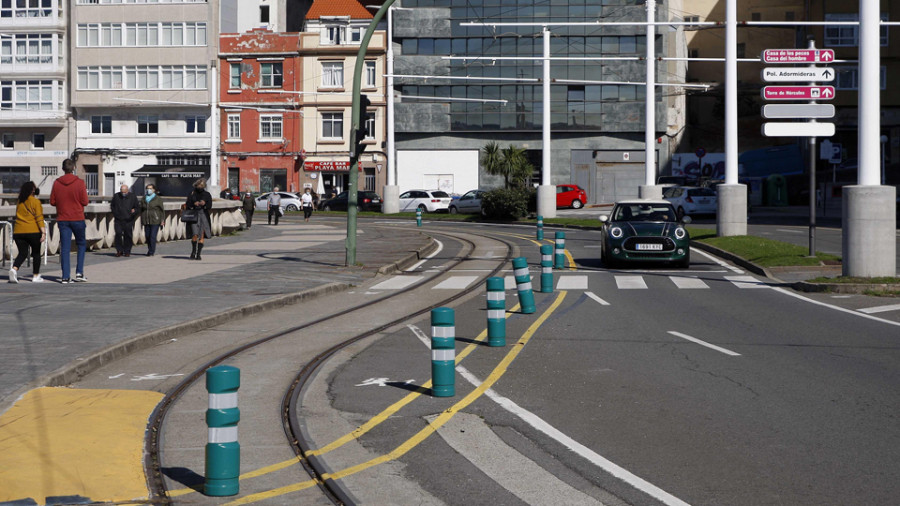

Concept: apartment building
[[0, 0, 69, 195], [300, 0, 386, 197], [218, 29, 303, 194], [69, 0, 219, 197]]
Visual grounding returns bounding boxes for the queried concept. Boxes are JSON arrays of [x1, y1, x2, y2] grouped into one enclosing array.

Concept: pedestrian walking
[[49, 158, 89, 284], [111, 184, 138, 257], [267, 187, 282, 225], [241, 190, 255, 228], [185, 178, 212, 260], [141, 184, 164, 256], [8, 181, 46, 283], [301, 187, 315, 222]]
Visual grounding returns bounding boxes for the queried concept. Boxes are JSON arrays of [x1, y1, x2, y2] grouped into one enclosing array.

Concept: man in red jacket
[[49, 159, 89, 283]]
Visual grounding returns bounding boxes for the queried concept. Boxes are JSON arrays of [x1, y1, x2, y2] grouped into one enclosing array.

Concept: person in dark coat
[[140, 184, 164, 256], [110, 183, 138, 257], [241, 190, 255, 228], [185, 178, 213, 260]]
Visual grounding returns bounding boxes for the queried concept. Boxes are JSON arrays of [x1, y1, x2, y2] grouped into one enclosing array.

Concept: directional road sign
[[762, 104, 835, 119], [762, 67, 834, 82], [762, 48, 835, 64], [762, 86, 835, 100], [762, 122, 835, 137]]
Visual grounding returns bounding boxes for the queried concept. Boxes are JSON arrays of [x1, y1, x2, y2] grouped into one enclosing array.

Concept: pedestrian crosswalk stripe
[[433, 276, 479, 289], [370, 275, 423, 290], [556, 275, 588, 290], [504, 275, 517, 290], [858, 303, 900, 314], [615, 276, 647, 289], [724, 275, 769, 289], [668, 276, 709, 289]]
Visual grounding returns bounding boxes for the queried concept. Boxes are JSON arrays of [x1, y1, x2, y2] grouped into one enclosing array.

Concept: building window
[[324, 25, 345, 45], [32, 133, 45, 149], [785, 11, 795, 22], [1, 133, 13, 149], [321, 61, 343, 88], [260, 5, 270, 24], [689, 49, 699, 59], [1, 0, 54, 17], [751, 12, 761, 21], [230, 63, 241, 88], [736, 43, 746, 58], [0, 80, 55, 110], [685, 15, 699, 24], [364, 112, 375, 139], [260, 62, 283, 88], [321, 112, 343, 139], [259, 114, 283, 139], [78, 66, 206, 90], [227, 113, 240, 139], [41, 165, 57, 176], [138, 115, 159, 134], [350, 27, 362, 43], [365, 61, 376, 88], [825, 13, 888, 47], [185, 115, 206, 134], [835, 65, 887, 90], [91, 115, 112, 134]]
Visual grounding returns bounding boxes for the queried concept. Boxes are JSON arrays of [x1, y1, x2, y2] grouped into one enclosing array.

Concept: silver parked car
[[399, 190, 452, 213], [662, 186, 717, 218], [449, 189, 487, 215], [254, 192, 303, 212]]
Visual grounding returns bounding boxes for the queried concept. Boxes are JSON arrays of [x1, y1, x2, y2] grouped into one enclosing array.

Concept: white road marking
[[433, 275, 479, 289], [776, 228, 804, 234], [692, 248, 744, 273], [130, 373, 184, 382], [669, 276, 709, 289], [456, 366, 691, 506], [667, 331, 741, 356], [370, 275, 423, 290], [504, 275, 517, 290], [108, 373, 124, 379], [858, 303, 900, 314], [771, 287, 900, 328], [831, 295, 854, 299], [585, 291, 610, 306], [557, 275, 589, 290], [583, 244, 603, 248], [615, 276, 647, 289], [726, 275, 770, 289], [405, 238, 444, 272]]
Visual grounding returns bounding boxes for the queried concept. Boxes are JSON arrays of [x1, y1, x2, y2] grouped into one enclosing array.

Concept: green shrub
[[482, 188, 534, 219]]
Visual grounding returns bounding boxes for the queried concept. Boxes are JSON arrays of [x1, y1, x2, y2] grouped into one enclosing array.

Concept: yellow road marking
[[240, 292, 567, 503], [167, 304, 521, 497]]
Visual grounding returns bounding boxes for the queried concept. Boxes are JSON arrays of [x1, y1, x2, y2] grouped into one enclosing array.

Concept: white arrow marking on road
[[355, 377, 391, 387], [585, 291, 610, 306], [108, 373, 125, 379], [130, 373, 185, 382], [668, 331, 741, 356]]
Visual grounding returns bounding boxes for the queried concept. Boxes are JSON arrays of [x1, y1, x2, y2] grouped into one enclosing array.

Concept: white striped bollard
[[540, 244, 554, 293], [512, 256, 536, 314], [205, 365, 240, 496], [554, 231, 566, 269], [431, 307, 455, 397], [416, 208, 422, 227], [486, 277, 506, 347], [536, 215, 544, 240]]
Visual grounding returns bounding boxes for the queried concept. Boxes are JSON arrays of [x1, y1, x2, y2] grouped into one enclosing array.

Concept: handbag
[[181, 208, 199, 223]]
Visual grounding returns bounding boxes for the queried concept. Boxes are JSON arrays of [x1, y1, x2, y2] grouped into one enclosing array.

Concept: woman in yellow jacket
[[8, 181, 46, 283]]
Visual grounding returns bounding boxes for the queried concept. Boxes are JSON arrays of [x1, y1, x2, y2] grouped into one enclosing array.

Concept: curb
[[376, 236, 438, 275], [689, 241, 772, 278], [791, 281, 900, 294]]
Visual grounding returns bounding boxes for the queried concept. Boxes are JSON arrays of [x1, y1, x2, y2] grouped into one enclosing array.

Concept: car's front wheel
[[571, 199, 583, 209], [323, 204, 332, 211], [449, 206, 458, 214], [285, 204, 298, 212], [417, 204, 427, 213]]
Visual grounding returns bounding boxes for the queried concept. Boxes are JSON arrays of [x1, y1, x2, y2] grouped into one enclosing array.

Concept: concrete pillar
[[639, 185, 663, 199], [382, 185, 399, 214], [537, 185, 556, 219], [716, 184, 747, 236], [842, 186, 896, 277]]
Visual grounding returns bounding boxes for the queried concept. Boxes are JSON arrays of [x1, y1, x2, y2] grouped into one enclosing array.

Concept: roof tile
[[306, 0, 373, 20]]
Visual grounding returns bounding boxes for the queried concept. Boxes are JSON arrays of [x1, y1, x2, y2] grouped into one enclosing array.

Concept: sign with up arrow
[[762, 86, 835, 100], [762, 67, 834, 82], [761, 48, 835, 64]]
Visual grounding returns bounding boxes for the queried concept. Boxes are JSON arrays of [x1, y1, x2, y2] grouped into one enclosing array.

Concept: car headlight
[[674, 227, 686, 240], [610, 226, 623, 239]]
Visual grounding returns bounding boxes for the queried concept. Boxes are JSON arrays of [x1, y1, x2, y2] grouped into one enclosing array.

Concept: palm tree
[[481, 141, 503, 186], [500, 145, 533, 189]]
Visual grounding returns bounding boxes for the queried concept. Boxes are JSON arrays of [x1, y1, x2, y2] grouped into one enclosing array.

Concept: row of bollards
[[202, 220, 569, 497]]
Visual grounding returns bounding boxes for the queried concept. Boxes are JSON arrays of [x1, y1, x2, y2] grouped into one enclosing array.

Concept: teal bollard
[[431, 308, 455, 397], [416, 208, 422, 227], [536, 215, 544, 240], [205, 365, 240, 497], [554, 231, 566, 269], [486, 277, 506, 347], [540, 244, 554, 293], [512, 257, 536, 314]]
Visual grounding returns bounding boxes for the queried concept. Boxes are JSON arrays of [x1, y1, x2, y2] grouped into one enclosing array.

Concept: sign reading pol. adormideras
[[762, 68, 834, 82]]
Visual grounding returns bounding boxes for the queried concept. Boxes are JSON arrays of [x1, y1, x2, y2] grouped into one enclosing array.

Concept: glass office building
[[391, 0, 682, 202]]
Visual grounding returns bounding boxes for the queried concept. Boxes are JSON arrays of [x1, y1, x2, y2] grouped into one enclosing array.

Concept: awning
[[132, 165, 210, 178]]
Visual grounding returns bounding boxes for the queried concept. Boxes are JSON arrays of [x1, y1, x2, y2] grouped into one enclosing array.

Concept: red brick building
[[219, 29, 304, 194]]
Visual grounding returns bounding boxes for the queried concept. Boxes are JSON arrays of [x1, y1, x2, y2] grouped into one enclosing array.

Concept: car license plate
[[373, 199, 381, 203], [635, 243, 663, 251]]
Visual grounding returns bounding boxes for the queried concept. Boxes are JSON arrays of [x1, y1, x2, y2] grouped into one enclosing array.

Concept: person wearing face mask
[[111, 183, 139, 257], [140, 184, 164, 256], [184, 178, 213, 260]]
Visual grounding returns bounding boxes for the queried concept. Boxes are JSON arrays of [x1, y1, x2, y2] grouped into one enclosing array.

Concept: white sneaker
[[8, 268, 17, 284], [32, 275, 44, 283]]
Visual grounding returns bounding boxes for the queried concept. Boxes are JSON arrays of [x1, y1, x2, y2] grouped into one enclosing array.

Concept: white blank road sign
[[762, 67, 834, 82], [762, 104, 835, 119], [763, 122, 835, 137]]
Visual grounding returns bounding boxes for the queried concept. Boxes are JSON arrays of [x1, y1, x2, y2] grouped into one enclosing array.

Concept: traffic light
[[352, 93, 372, 158]]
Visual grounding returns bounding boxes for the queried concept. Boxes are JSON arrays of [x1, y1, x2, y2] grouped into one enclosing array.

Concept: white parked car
[[254, 192, 303, 212], [662, 186, 717, 218], [399, 190, 452, 213]]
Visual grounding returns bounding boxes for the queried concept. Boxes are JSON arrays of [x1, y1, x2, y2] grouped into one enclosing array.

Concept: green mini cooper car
[[599, 199, 691, 268]]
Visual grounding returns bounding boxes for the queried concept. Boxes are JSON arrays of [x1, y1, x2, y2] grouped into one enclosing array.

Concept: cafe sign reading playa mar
[[762, 48, 835, 63]]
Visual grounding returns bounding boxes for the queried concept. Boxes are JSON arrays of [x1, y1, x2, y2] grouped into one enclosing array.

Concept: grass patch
[[806, 276, 900, 284], [693, 235, 841, 267]]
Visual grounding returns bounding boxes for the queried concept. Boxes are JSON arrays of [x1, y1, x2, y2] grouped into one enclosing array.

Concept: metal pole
[[808, 39, 817, 257], [542, 27, 550, 188], [724, 0, 737, 185], [386, 6, 395, 188], [645, 0, 656, 187], [209, 59, 219, 192], [858, 0, 879, 186]]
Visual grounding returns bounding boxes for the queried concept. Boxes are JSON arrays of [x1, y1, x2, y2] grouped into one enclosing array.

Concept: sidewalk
[[0, 215, 432, 415]]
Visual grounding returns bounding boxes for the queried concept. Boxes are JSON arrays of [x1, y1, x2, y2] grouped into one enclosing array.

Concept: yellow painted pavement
[[0, 387, 163, 504]]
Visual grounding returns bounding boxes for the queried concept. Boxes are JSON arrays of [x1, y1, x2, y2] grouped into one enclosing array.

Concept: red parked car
[[557, 184, 587, 209]]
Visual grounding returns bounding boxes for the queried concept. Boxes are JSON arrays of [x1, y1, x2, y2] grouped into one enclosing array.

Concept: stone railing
[[1, 199, 244, 261]]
